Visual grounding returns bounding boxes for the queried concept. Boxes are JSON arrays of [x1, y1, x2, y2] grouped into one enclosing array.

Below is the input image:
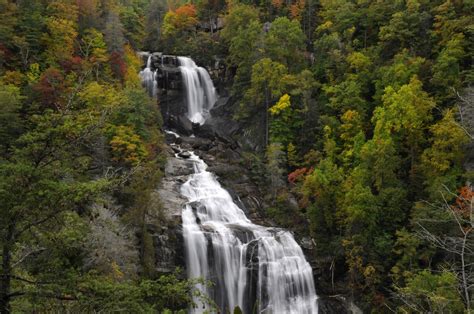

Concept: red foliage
[[288, 167, 309, 184], [33, 68, 65, 109], [60, 56, 84, 73], [373, 292, 386, 308], [77, 0, 98, 17], [0, 43, 13, 66], [109, 51, 127, 82]]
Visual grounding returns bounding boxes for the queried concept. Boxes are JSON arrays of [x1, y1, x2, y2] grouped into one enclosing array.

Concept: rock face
[[151, 65, 355, 311], [149, 146, 195, 274]]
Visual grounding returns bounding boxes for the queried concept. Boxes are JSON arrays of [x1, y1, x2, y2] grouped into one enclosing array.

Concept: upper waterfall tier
[[139, 55, 158, 98], [180, 151, 318, 314], [178, 57, 217, 125]]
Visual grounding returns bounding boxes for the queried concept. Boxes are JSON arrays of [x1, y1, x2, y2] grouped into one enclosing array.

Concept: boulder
[[178, 151, 192, 159], [180, 136, 213, 151], [178, 115, 194, 135]]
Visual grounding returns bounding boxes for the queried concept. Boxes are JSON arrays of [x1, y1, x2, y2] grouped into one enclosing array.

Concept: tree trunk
[[265, 84, 269, 147], [460, 231, 471, 310], [0, 225, 14, 314]]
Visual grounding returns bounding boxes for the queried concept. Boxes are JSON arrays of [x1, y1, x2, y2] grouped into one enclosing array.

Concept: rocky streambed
[[149, 123, 358, 313]]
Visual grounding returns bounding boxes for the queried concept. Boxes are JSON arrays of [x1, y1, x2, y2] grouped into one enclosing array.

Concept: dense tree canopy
[[0, 0, 473, 312]]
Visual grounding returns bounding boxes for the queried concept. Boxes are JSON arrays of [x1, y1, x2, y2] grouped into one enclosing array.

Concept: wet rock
[[165, 114, 194, 136], [207, 164, 241, 178], [299, 237, 313, 250], [226, 223, 255, 243], [193, 122, 216, 139], [189, 201, 205, 214], [180, 136, 213, 151], [165, 131, 182, 144], [164, 155, 194, 176], [150, 224, 185, 273], [226, 188, 249, 215], [178, 151, 191, 159], [178, 115, 194, 134]]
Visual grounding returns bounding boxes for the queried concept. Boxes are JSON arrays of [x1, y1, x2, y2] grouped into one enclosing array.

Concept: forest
[[0, 0, 473, 313]]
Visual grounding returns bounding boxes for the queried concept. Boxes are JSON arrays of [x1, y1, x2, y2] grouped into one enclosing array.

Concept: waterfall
[[181, 152, 318, 314], [139, 54, 157, 98], [178, 57, 217, 125]]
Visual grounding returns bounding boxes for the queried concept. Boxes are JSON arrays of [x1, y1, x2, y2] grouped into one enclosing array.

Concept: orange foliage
[[453, 185, 473, 221], [175, 3, 197, 18], [174, 4, 198, 29], [290, 0, 305, 21], [271, 0, 283, 9]]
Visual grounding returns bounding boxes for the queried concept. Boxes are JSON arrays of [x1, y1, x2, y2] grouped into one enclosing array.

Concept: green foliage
[[373, 76, 435, 169], [374, 50, 426, 102], [264, 17, 306, 71], [242, 58, 288, 114], [421, 109, 469, 199], [0, 2, 174, 312], [1, 0, 473, 311], [431, 33, 466, 96], [378, 1, 431, 55], [221, 3, 259, 43], [0, 83, 24, 154], [74, 271, 204, 313], [395, 270, 465, 313], [302, 157, 344, 254], [228, 19, 263, 94]]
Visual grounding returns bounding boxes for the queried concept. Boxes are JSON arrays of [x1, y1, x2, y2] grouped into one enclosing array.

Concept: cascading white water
[[181, 152, 318, 314], [178, 57, 217, 125], [139, 54, 157, 98]]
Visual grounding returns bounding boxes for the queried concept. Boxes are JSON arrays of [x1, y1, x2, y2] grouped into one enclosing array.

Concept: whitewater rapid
[[180, 151, 318, 313]]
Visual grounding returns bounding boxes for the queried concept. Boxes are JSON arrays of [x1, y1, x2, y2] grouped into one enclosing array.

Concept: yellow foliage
[[319, 20, 333, 30], [110, 126, 148, 166], [43, 17, 78, 64], [340, 110, 362, 142], [79, 82, 121, 111], [26, 63, 41, 83], [124, 45, 142, 87], [347, 51, 371, 71], [110, 261, 124, 281], [269, 94, 291, 115], [1, 71, 25, 86]]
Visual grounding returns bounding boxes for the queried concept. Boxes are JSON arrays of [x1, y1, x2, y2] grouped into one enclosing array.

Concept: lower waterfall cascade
[[179, 150, 319, 313]]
